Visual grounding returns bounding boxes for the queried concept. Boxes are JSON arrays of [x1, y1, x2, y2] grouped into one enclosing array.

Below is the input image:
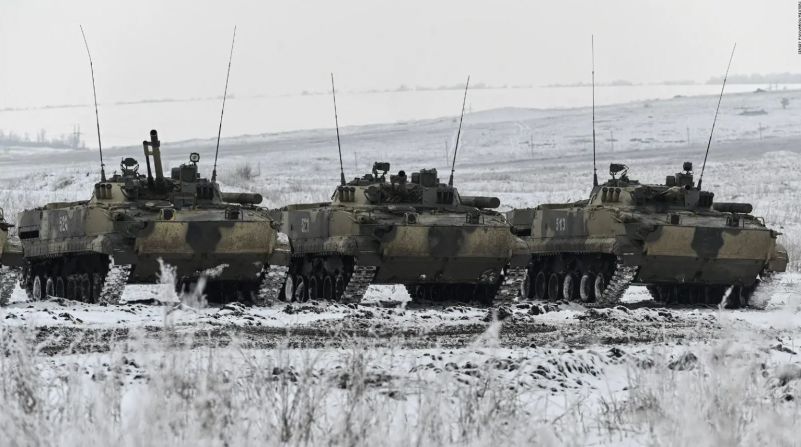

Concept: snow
[[1, 83, 796, 148], [2, 89, 801, 445]]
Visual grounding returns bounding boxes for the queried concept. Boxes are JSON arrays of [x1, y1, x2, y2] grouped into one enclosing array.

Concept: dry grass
[[0, 309, 798, 446], [0, 327, 564, 446]]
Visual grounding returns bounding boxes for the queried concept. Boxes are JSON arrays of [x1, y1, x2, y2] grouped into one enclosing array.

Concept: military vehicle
[[277, 75, 525, 305], [280, 162, 526, 305], [0, 209, 23, 305], [507, 43, 786, 308], [508, 162, 787, 308], [17, 130, 288, 304]]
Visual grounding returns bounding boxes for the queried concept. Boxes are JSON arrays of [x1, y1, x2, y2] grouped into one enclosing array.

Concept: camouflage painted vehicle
[[17, 129, 288, 304], [508, 162, 787, 308], [280, 162, 527, 305], [0, 210, 23, 305]]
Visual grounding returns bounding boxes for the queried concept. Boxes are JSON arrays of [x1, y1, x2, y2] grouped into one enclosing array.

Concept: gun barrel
[[221, 192, 263, 205], [461, 196, 500, 209], [149, 130, 164, 183]]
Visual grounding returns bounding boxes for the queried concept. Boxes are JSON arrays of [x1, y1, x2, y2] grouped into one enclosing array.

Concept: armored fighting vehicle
[[17, 129, 288, 304], [508, 162, 787, 308], [280, 162, 527, 305], [0, 210, 23, 305]]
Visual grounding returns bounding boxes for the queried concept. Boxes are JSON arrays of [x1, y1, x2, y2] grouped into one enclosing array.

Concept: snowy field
[[2, 83, 795, 148], [2, 88, 801, 445]]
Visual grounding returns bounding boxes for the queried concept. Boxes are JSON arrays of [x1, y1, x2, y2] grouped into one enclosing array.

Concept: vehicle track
[[21, 309, 719, 356]]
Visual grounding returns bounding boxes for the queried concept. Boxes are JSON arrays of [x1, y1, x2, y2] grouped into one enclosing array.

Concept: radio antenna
[[79, 25, 106, 182], [448, 75, 470, 187], [590, 34, 598, 187], [697, 43, 735, 190], [331, 73, 346, 185], [212, 26, 236, 183]]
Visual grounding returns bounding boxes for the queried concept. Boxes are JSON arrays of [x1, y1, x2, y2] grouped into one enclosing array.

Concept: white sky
[[1, 0, 799, 108]]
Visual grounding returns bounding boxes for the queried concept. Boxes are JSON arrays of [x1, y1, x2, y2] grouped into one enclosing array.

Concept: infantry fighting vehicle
[[508, 162, 787, 307], [17, 130, 288, 304], [0, 210, 23, 305], [280, 162, 526, 305]]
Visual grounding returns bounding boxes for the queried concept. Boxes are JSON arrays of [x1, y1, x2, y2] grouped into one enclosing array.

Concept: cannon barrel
[[149, 130, 164, 183], [221, 192, 263, 205], [461, 196, 500, 209], [712, 202, 753, 214]]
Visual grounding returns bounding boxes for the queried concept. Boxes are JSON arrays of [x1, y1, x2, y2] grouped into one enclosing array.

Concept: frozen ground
[[2, 90, 801, 445]]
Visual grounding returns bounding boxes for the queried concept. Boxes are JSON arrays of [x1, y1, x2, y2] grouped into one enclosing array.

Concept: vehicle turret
[[334, 162, 500, 212]]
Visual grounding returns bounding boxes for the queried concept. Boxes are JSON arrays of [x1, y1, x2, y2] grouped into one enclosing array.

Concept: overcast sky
[[1, 0, 798, 108]]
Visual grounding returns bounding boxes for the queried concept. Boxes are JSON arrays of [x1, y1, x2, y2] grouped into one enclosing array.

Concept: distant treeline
[[706, 73, 801, 84], [0, 129, 85, 149], [545, 80, 637, 88]]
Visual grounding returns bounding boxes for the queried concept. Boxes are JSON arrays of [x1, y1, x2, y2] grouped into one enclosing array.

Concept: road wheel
[[726, 286, 746, 309], [563, 274, 577, 301], [55, 277, 66, 298], [281, 275, 295, 302], [739, 285, 752, 307], [579, 273, 595, 302], [45, 277, 56, 298], [322, 275, 334, 301], [307, 276, 319, 300], [334, 274, 347, 300], [593, 273, 607, 301], [547, 273, 561, 301], [32, 275, 44, 301], [293, 276, 307, 302], [534, 271, 547, 300], [66, 276, 77, 301], [522, 270, 533, 299], [91, 273, 104, 303], [78, 275, 91, 302]]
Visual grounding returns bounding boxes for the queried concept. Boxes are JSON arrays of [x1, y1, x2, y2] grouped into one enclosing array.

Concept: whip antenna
[[448, 75, 470, 187], [698, 43, 735, 190], [590, 35, 598, 186], [80, 25, 106, 182], [331, 73, 346, 185], [212, 26, 237, 183]]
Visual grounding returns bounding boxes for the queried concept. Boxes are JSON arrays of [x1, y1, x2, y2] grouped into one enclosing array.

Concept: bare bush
[[234, 163, 256, 182]]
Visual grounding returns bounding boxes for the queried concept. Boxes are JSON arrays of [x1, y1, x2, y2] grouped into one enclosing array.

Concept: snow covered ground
[[2, 89, 801, 445], [1, 83, 795, 148]]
